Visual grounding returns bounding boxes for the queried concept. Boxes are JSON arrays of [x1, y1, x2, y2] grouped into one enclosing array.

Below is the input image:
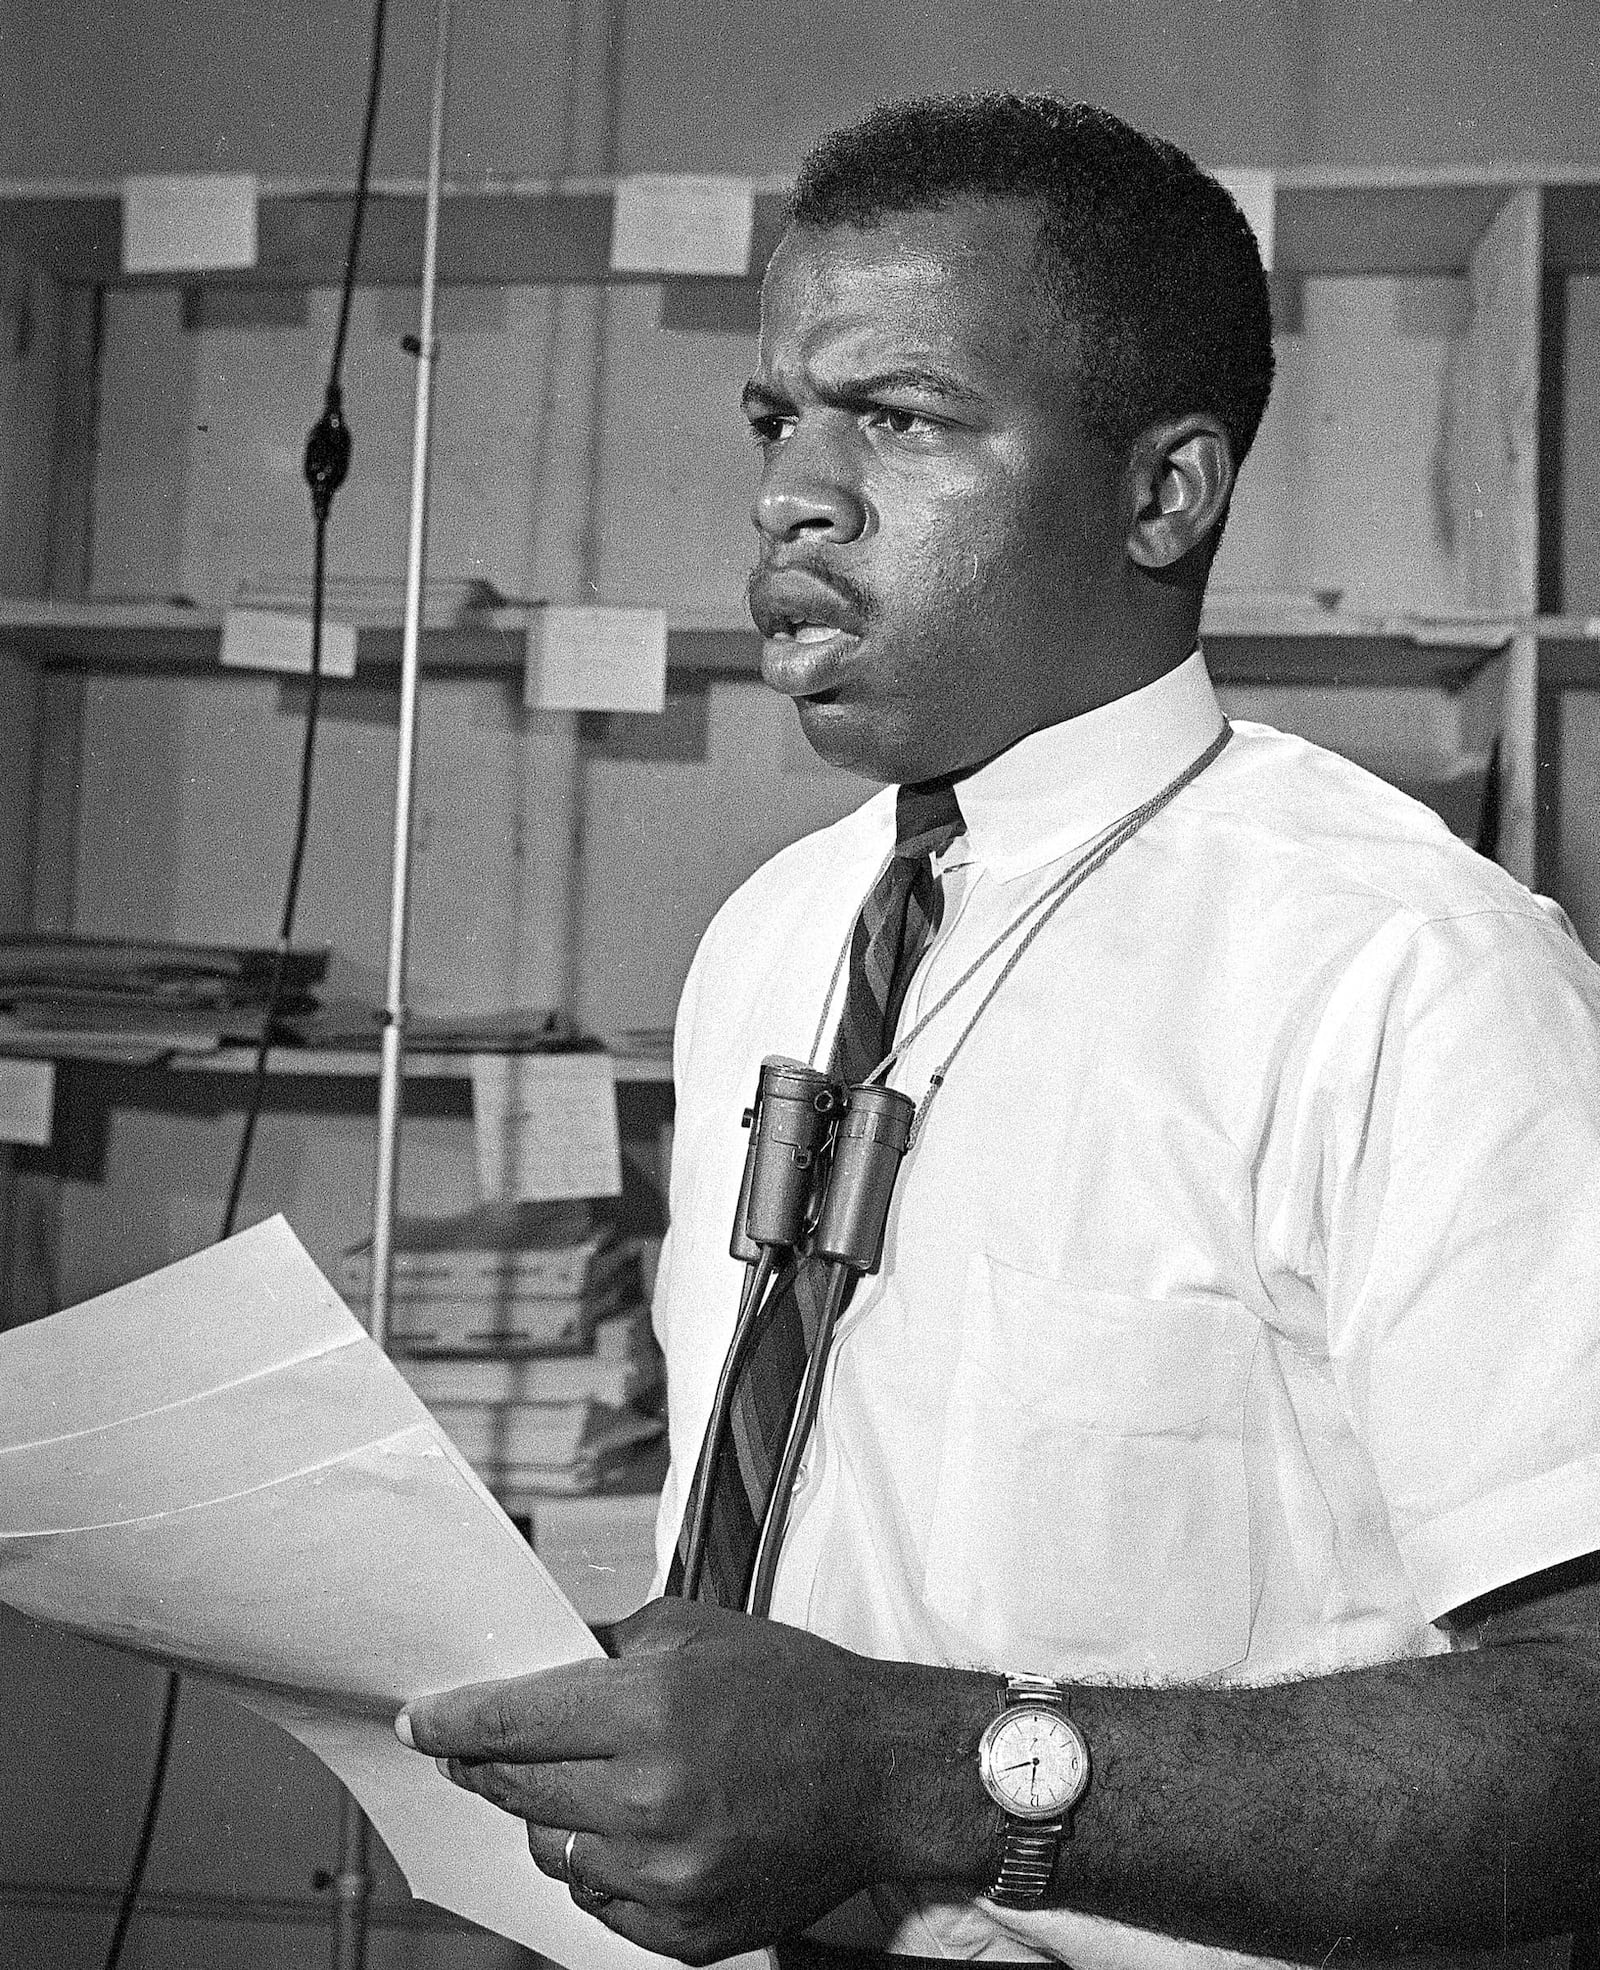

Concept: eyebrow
[[741, 366, 988, 416]]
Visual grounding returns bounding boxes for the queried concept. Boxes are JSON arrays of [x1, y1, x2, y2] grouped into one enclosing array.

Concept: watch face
[[980, 1706, 1089, 1821]]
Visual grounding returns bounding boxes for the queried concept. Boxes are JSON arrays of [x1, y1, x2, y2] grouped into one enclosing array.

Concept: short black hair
[[789, 93, 1275, 471]]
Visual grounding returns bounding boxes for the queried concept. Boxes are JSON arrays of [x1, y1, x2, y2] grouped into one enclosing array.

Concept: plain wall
[[5, 0, 1600, 181]]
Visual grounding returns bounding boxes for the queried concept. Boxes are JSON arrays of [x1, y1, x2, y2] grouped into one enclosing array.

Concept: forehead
[[757, 199, 1070, 389]]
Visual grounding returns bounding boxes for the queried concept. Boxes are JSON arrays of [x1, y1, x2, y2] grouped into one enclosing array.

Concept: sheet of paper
[[122, 172, 259, 275], [221, 606, 358, 679], [0, 1055, 53, 1146], [525, 605, 668, 714], [472, 1051, 623, 1202], [609, 175, 755, 278], [1215, 169, 1276, 272], [0, 1218, 760, 1970]]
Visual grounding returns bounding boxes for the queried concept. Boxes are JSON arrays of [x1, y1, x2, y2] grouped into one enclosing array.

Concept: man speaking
[[398, 95, 1600, 1967]]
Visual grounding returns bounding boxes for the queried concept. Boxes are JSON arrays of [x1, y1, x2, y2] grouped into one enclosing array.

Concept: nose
[[752, 426, 870, 545]]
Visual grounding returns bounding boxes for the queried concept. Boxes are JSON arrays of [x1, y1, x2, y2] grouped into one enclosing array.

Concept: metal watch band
[[988, 1822, 1065, 1906], [1005, 1672, 1066, 1704], [984, 1675, 1074, 1909]]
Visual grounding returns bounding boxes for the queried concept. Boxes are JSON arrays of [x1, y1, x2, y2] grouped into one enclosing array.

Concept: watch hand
[[1000, 1759, 1039, 1774]]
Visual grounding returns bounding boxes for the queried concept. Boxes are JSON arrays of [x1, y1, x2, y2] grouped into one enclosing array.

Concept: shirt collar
[[944, 649, 1226, 882]]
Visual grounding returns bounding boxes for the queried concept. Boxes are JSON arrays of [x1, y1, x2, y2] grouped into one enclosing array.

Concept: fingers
[[394, 1601, 755, 1765], [523, 1824, 712, 1961], [397, 1656, 619, 1763], [433, 1750, 635, 1835], [525, 1819, 570, 1882]]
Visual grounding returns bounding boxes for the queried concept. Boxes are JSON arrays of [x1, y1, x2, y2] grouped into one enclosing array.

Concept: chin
[[792, 698, 911, 785]]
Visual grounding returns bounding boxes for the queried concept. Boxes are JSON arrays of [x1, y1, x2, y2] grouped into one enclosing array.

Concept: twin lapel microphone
[[730, 1056, 916, 1278], [677, 1058, 917, 1607]]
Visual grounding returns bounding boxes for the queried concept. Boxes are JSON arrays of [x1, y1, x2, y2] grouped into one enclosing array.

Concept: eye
[[865, 404, 940, 439], [746, 410, 794, 448]]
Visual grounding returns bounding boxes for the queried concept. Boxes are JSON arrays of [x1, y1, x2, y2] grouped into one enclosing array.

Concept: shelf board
[[0, 601, 759, 680], [169, 1047, 675, 1084], [0, 1037, 673, 1083], [5, 598, 1590, 689], [0, 176, 793, 292], [5, 167, 1600, 295]]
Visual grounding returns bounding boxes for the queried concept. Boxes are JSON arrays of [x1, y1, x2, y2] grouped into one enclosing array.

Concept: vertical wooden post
[[1448, 186, 1542, 885], [510, 0, 630, 1027], [0, 255, 98, 1330]]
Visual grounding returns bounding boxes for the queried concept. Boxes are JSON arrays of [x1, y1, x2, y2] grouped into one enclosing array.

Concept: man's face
[[744, 198, 1130, 785]]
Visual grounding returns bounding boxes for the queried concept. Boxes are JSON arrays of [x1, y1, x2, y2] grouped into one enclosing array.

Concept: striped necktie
[[668, 778, 965, 1609]]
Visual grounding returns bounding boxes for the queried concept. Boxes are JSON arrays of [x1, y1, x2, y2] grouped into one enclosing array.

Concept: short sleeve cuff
[[1398, 1451, 1600, 1621]]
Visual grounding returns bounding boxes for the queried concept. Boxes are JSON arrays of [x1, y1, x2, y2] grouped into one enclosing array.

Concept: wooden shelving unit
[[5, 164, 1600, 287], [3, 163, 1594, 885], [0, 157, 1596, 1283], [2, 591, 1582, 683], [0, 156, 1594, 1263], [1, 150, 1598, 1970]]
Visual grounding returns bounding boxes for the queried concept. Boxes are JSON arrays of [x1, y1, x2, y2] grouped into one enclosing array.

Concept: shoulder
[[1189, 719, 1567, 935], [1181, 720, 1600, 1065]]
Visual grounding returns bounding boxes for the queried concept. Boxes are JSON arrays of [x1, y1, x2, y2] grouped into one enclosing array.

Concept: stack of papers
[[397, 1305, 667, 1502], [0, 935, 330, 1059], [0, 1217, 745, 1970], [341, 1201, 640, 1354], [344, 1203, 666, 1496]]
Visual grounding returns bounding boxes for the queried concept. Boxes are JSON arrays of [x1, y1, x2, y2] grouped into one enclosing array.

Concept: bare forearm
[[875, 1643, 1600, 1961], [400, 1596, 1600, 1963]]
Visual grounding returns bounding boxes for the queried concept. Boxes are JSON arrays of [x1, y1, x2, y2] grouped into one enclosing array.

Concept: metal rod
[[334, 2, 455, 1967], [368, 0, 454, 1359]]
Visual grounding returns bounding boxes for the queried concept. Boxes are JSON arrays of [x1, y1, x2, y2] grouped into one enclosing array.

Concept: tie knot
[[895, 778, 964, 863]]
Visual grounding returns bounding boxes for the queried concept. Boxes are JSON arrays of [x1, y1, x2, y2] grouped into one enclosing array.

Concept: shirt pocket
[[921, 1255, 1259, 1678]]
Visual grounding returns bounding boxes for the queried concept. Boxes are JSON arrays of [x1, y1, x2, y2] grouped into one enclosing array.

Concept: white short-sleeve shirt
[[651, 652, 1600, 1967]]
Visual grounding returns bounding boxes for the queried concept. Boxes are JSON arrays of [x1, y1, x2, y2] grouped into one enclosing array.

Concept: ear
[[1124, 415, 1235, 572]]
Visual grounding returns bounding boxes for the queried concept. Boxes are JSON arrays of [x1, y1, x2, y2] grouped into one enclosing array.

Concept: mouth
[[748, 570, 867, 695], [768, 620, 846, 646], [757, 618, 861, 700]]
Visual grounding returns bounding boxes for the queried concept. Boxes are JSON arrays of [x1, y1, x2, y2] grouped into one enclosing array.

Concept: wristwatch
[[977, 1673, 1090, 1907]]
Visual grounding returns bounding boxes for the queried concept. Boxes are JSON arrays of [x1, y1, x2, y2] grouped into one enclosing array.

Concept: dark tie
[[668, 779, 965, 1609]]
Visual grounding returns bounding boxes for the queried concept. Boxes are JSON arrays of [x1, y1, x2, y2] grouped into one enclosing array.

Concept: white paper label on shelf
[[524, 605, 667, 714], [0, 1058, 53, 1148], [121, 172, 260, 275], [471, 1052, 623, 1203], [1215, 170, 1276, 272], [221, 607, 358, 679], [609, 174, 755, 277]]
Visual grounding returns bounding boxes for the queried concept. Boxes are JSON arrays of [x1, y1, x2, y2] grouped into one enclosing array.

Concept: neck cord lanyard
[[694, 722, 1234, 1614], [808, 721, 1233, 1144]]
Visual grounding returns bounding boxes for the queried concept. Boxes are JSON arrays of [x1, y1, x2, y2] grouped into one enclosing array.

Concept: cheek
[[906, 497, 1021, 607]]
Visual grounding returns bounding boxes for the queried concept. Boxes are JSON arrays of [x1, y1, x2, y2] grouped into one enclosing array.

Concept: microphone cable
[[101, 2, 388, 1961]]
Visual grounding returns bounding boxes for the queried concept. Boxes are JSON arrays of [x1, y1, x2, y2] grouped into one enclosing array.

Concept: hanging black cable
[[100, 6, 388, 1964]]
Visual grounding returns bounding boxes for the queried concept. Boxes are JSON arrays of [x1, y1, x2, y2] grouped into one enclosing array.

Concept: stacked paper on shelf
[[425, 1400, 665, 1498], [394, 1306, 664, 1409], [0, 934, 331, 1058], [234, 570, 513, 627], [396, 1305, 666, 1497], [345, 1204, 667, 1498], [342, 1201, 638, 1354]]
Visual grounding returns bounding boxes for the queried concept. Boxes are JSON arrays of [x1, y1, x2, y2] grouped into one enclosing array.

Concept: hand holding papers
[[0, 1218, 759, 1970]]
